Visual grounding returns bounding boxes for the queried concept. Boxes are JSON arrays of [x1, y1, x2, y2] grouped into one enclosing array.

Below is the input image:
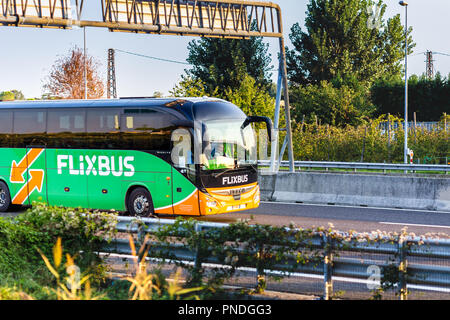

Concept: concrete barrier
[[259, 172, 450, 212]]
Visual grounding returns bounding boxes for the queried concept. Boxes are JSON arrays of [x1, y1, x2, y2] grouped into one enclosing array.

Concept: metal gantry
[[0, 0, 294, 172]]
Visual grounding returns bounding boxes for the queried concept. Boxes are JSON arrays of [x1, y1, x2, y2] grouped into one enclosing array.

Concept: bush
[[291, 114, 449, 163], [0, 204, 117, 298]]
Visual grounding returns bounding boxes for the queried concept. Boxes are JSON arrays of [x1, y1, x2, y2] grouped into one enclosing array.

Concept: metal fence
[[258, 160, 449, 173], [102, 216, 450, 300], [379, 121, 443, 132]]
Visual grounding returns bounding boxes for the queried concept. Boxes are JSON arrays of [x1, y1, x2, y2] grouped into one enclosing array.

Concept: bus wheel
[[127, 188, 155, 217], [0, 181, 11, 213]]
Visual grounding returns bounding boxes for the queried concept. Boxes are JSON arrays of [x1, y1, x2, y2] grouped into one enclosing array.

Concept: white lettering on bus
[[56, 155, 135, 177], [222, 175, 249, 186]]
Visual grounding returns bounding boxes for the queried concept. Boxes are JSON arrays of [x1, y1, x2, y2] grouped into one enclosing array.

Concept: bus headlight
[[206, 200, 218, 208], [253, 193, 260, 204]]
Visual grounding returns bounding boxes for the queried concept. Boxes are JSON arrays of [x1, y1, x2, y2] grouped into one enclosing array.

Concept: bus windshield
[[201, 119, 257, 171]]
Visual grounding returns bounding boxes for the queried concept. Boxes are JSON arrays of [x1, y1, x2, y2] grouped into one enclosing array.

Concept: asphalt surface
[[196, 201, 450, 236]]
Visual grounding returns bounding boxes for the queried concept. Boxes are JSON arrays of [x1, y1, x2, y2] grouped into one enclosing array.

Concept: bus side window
[[0, 110, 13, 147], [171, 128, 192, 168], [47, 109, 86, 149], [13, 109, 47, 147], [86, 109, 121, 149], [120, 109, 175, 152]]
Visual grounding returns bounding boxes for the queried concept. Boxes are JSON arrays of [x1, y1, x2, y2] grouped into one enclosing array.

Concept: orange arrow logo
[[10, 148, 45, 205], [10, 148, 44, 183], [12, 170, 44, 205]]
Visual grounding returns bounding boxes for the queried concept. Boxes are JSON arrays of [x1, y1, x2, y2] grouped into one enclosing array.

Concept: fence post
[[323, 234, 333, 300], [191, 223, 204, 286], [387, 113, 391, 163], [398, 237, 408, 300], [256, 243, 266, 293], [360, 126, 367, 163]]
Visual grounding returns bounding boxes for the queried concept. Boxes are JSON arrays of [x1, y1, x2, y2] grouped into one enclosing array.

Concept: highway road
[[4, 201, 450, 237], [197, 201, 450, 236]]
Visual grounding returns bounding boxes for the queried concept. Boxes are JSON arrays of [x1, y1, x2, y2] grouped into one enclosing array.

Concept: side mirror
[[241, 116, 273, 142]]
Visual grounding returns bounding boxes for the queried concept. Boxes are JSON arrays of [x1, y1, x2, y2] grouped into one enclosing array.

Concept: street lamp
[[399, 1, 408, 164], [84, 27, 87, 100]]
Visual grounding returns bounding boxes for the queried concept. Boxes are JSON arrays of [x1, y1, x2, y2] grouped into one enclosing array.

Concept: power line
[[114, 49, 190, 65], [434, 52, 450, 57], [114, 48, 280, 72]]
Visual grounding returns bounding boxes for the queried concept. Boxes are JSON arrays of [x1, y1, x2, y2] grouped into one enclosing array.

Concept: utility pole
[[107, 48, 117, 99], [426, 51, 434, 79], [399, 1, 409, 165], [84, 26, 87, 99]]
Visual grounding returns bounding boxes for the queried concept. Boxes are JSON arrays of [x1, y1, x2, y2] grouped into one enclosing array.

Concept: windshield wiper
[[213, 168, 237, 178]]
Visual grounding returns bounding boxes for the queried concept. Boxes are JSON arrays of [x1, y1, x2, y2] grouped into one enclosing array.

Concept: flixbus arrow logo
[[10, 148, 45, 205]]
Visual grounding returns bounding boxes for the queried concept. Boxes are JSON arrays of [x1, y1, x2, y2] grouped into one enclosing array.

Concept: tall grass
[[291, 114, 449, 163]]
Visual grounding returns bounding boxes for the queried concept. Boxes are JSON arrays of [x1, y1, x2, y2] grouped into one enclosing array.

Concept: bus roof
[[0, 97, 222, 109]]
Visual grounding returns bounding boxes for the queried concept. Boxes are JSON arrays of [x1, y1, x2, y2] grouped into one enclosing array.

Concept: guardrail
[[102, 216, 450, 300], [258, 160, 449, 173]]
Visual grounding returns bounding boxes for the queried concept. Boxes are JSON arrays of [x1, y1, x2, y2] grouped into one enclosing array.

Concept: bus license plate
[[228, 204, 246, 211]]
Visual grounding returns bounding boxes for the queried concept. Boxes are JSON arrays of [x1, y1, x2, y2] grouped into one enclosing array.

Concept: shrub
[[0, 204, 117, 298], [291, 114, 449, 163]]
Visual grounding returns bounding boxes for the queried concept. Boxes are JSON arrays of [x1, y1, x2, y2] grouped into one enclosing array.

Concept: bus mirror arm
[[241, 116, 273, 142]]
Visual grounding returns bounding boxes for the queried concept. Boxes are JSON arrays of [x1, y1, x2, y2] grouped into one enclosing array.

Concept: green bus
[[0, 97, 271, 216]]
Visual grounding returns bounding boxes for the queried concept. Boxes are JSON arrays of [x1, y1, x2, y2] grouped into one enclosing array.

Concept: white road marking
[[261, 201, 450, 215], [379, 222, 450, 229]]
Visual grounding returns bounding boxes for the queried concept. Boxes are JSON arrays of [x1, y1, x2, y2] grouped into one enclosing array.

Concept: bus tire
[[0, 181, 11, 213], [127, 187, 155, 217]]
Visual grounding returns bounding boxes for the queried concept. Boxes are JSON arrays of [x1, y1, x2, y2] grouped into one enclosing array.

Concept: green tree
[[224, 74, 275, 118], [0, 91, 15, 101], [171, 75, 274, 119], [371, 73, 450, 121], [290, 81, 364, 127], [286, 0, 415, 86], [10, 90, 25, 100], [185, 36, 273, 96], [170, 77, 210, 98]]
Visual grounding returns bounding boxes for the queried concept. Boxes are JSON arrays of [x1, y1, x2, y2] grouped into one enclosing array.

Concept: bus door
[[45, 109, 89, 209], [11, 146, 48, 206], [9, 109, 48, 207], [171, 128, 200, 216]]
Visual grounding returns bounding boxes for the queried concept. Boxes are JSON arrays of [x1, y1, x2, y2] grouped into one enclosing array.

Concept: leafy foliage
[[286, 0, 415, 86], [0, 90, 25, 101], [171, 74, 275, 119], [185, 36, 273, 95], [371, 74, 450, 121], [0, 204, 117, 298], [290, 80, 370, 127], [291, 114, 449, 163], [0, 91, 15, 101]]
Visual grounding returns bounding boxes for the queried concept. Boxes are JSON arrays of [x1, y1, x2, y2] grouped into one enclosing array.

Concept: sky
[[0, 0, 449, 99]]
